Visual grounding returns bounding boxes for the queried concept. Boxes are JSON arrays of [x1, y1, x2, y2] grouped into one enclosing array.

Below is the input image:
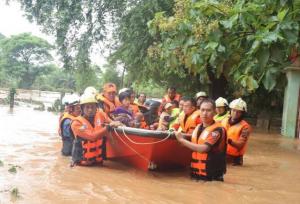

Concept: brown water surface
[[1, 106, 300, 204]]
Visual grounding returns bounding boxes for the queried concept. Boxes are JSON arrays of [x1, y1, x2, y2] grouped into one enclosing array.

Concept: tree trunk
[[207, 67, 228, 100]]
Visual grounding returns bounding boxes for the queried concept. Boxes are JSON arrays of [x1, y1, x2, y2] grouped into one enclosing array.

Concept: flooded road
[[1, 106, 300, 204]]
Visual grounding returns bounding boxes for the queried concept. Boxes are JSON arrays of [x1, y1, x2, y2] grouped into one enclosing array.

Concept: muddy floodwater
[[1, 106, 300, 204]]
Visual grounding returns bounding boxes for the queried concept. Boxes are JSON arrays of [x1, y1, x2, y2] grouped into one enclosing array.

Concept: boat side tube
[[112, 127, 191, 139]]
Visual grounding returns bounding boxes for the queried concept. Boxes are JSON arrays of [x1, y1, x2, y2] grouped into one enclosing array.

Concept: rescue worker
[[221, 98, 251, 166], [214, 97, 230, 122], [177, 97, 201, 134], [58, 94, 81, 156], [71, 93, 122, 166], [162, 87, 181, 104], [160, 87, 181, 114], [96, 83, 121, 117], [61, 94, 69, 112], [175, 99, 227, 181], [195, 91, 208, 109]]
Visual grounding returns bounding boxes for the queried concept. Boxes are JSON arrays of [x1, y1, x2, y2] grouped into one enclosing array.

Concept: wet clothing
[[61, 119, 74, 156], [96, 94, 121, 116], [190, 122, 227, 181], [159, 94, 181, 113], [59, 113, 76, 156], [162, 94, 181, 104], [71, 110, 110, 166], [178, 110, 201, 134], [222, 117, 251, 166]]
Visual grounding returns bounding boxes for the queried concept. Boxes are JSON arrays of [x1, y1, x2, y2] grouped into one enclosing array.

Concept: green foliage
[[33, 66, 76, 92], [8, 165, 22, 174], [47, 99, 62, 112], [75, 66, 101, 93], [110, 0, 175, 84], [14, 0, 298, 115], [0, 160, 4, 167], [148, 0, 299, 93], [131, 80, 165, 98], [16, 0, 128, 70], [0, 33, 54, 89], [100, 64, 122, 89]]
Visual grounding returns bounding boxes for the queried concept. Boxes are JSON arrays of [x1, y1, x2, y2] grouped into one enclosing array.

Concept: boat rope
[[113, 128, 150, 163], [119, 126, 173, 145]]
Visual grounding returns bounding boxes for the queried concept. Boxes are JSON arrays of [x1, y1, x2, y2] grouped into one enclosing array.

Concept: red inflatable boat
[[105, 127, 192, 171]]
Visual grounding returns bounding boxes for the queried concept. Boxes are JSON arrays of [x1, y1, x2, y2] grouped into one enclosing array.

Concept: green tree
[[33, 66, 76, 92], [100, 64, 122, 89], [148, 0, 299, 97], [16, 0, 129, 70], [0, 33, 53, 88], [110, 0, 174, 83], [75, 65, 101, 93]]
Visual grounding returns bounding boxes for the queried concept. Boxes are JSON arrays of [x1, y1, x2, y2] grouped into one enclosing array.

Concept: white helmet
[[229, 98, 247, 112], [84, 86, 97, 95], [119, 88, 131, 95], [68, 94, 80, 105], [80, 93, 98, 105], [215, 97, 228, 107], [195, 91, 207, 99], [62, 95, 70, 105]]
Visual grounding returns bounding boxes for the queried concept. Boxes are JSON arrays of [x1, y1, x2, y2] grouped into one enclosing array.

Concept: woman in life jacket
[[175, 99, 227, 182], [214, 97, 230, 122], [71, 92, 122, 166], [222, 98, 251, 166], [58, 94, 81, 156]]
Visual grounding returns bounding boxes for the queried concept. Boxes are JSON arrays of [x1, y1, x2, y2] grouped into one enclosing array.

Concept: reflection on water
[[1, 106, 300, 204]]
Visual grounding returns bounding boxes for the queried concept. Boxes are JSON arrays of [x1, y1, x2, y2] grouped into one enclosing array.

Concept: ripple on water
[[1, 107, 300, 203]]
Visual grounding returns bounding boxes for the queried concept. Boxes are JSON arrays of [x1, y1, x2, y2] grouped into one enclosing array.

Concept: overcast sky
[[0, 1, 54, 42], [0, 1, 106, 66]]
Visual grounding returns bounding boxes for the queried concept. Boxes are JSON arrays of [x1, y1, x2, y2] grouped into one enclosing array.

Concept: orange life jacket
[[97, 94, 121, 115], [140, 121, 149, 129], [221, 118, 251, 157], [71, 111, 108, 166], [191, 123, 227, 177], [179, 110, 201, 134], [130, 103, 140, 115], [162, 94, 181, 103], [58, 112, 76, 137]]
